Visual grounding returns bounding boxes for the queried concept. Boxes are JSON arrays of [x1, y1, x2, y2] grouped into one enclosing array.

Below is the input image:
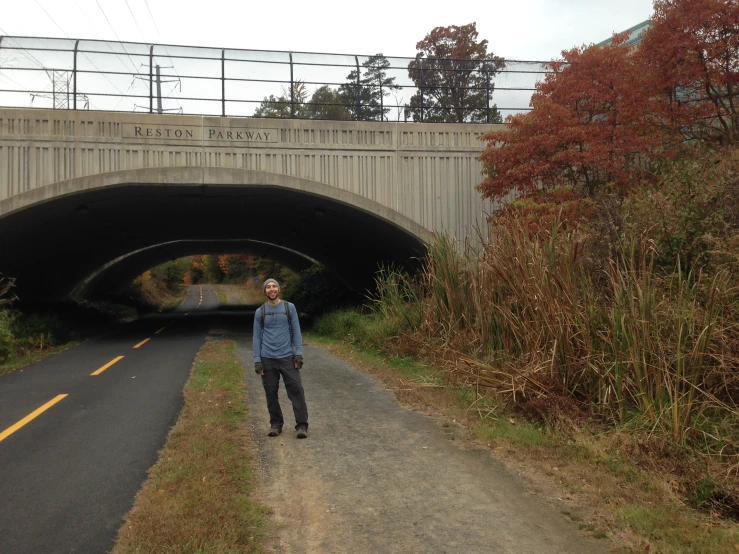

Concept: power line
[[143, 0, 161, 36], [142, 0, 182, 109], [34, 0, 69, 38], [1, 20, 49, 71], [95, 0, 143, 76], [26, 2, 139, 108], [125, 0, 148, 44]]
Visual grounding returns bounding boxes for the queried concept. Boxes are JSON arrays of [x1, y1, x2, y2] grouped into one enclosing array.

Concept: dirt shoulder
[[238, 338, 610, 554]]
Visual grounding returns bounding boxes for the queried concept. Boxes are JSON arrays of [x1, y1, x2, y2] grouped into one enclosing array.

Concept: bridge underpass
[[0, 168, 431, 300], [0, 108, 500, 301]]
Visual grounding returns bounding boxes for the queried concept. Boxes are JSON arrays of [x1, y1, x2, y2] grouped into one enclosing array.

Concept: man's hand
[[254, 362, 264, 375], [295, 355, 304, 369]]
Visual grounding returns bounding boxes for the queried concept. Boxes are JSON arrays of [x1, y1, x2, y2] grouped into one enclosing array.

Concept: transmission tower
[[30, 69, 89, 110]]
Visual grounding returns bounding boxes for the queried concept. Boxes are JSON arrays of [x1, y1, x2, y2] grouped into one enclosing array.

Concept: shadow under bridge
[[0, 167, 431, 301]]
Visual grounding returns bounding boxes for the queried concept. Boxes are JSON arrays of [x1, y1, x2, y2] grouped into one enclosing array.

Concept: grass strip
[[0, 341, 82, 376], [213, 285, 228, 306], [111, 339, 268, 554]]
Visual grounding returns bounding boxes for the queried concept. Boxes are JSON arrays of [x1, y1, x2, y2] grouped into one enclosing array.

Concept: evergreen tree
[[339, 54, 399, 121]]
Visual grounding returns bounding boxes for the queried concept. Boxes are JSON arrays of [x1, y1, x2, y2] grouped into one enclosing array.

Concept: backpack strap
[[284, 301, 294, 348]]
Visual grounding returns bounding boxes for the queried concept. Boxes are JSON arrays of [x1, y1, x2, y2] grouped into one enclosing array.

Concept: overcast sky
[[1, 0, 655, 61]]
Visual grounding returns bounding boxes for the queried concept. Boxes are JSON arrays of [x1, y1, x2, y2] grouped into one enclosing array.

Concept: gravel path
[[237, 336, 610, 554]]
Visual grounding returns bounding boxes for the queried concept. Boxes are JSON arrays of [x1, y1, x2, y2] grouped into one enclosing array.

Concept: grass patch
[[619, 504, 738, 554], [111, 339, 269, 554], [160, 296, 185, 312], [213, 285, 228, 306], [0, 341, 81, 376], [473, 419, 547, 447]]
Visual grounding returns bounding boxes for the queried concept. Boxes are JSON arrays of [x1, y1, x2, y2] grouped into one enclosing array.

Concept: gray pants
[[261, 356, 308, 430]]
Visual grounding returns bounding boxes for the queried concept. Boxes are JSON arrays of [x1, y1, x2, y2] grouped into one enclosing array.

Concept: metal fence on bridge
[[0, 36, 551, 123]]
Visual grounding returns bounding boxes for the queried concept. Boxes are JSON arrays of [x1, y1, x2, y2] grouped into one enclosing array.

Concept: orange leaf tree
[[638, 0, 739, 144], [478, 34, 662, 217]]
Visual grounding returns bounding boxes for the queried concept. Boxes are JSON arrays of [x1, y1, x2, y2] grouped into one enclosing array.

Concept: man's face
[[264, 282, 280, 300]]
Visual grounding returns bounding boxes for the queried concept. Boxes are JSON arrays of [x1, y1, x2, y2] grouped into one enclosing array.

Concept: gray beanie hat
[[262, 278, 280, 292]]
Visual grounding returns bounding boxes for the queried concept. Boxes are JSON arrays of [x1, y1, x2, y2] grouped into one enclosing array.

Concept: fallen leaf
[[509, 418, 516, 425]]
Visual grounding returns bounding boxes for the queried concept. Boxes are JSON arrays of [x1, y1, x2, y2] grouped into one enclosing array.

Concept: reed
[[405, 217, 738, 442]]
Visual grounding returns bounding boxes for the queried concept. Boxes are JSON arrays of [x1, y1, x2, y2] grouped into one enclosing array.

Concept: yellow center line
[[133, 338, 151, 349], [154, 327, 166, 335], [91, 355, 124, 376], [0, 394, 68, 443]]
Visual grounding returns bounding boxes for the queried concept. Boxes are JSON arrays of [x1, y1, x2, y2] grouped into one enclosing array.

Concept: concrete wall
[[0, 108, 502, 241]]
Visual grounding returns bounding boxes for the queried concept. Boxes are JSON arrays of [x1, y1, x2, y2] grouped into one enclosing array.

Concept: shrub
[[286, 264, 350, 317], [0, 309, 16, 362]]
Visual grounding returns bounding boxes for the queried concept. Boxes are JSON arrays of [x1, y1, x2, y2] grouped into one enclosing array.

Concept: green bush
[[0, 309, 16, 362], [150, 258, 189, 290], [313, 308, 404, 351], [287, 264, 350, 317]]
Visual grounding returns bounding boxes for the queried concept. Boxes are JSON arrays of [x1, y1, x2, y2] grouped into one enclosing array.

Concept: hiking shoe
[[296, 427, 308, 439], [267, 427, 282, 437]]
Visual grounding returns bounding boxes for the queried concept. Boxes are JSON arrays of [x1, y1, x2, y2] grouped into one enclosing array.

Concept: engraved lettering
[[166, 129, 172, 137], [236, 132, 243, 139], [186, 129, 193, 138], [209, 129, 216, 138], [264, 132, 270, 140], [246, 132, 254, 140], [156, 129, 162, 137], [227, 131, 233, 139], [134, 126, 142, 136], [146, 128, 152, 136], [175, 129, 182, 138]]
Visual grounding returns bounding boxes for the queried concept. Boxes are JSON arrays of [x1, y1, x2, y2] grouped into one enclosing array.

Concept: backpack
[[259, 301, 294, 348]]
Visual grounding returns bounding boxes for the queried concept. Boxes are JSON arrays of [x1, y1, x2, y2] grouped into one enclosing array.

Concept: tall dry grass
[[412, 219, 738, 445]]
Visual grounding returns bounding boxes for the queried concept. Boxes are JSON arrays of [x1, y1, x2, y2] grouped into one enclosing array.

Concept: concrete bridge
[[0, 107, 501, 299]]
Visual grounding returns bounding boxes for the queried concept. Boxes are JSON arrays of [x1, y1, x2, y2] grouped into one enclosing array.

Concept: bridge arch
[[0, 167, 431, 300]]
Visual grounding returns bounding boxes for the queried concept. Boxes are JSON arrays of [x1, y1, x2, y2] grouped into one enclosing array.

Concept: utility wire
[[125, 0, 148, 44], [142, 0, 182, 111], [1, 20, 49, 71], [143, 0, 181, 81], [75, 0, 140, 110], [143, 0, 161, 36], [95, 0, 143, 76], [30, 1, 141, 107]]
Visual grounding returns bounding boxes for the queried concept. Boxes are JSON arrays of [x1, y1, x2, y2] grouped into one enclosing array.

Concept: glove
[[254, 362, 264, 375], [295, 355, 304, 369]]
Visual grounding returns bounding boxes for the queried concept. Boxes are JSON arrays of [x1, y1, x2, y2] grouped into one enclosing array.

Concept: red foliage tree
[[478, 34, 661, 209], [638, 0, 739, 144], [407, 23, 505, 123]]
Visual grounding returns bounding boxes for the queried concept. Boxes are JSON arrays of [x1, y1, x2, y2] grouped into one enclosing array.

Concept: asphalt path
[[0, 285, 219, 554]]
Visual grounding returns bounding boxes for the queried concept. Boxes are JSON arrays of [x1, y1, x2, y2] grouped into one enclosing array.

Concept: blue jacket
[[253, 300, 302, 362]]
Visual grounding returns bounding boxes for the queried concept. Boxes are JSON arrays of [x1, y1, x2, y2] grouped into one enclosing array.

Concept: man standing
[[253, 278, 308, 438]]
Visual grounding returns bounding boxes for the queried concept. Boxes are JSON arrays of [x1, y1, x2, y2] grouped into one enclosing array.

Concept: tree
[[217, 254, 257, 280], [406, 23, 505, 123], [339, 54, 399, 121], [638, 0, 739, 144], [253, 81, 309, 118], [201, 255, 224, 283], [307, 86, 351, 120], [478, 34, 660, 207]]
